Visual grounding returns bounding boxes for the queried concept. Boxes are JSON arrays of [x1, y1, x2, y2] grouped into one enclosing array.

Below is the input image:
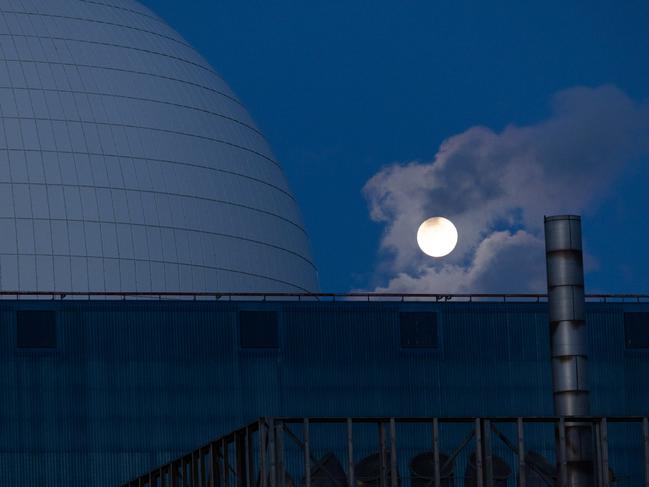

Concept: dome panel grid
[[0, 0, 318, 292]]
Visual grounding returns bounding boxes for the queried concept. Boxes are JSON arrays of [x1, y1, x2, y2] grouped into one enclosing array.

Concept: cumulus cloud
[[364, 85, 649, 292]]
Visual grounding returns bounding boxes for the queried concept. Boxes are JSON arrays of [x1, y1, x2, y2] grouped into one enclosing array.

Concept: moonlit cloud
[[363, 85, 649, 292]]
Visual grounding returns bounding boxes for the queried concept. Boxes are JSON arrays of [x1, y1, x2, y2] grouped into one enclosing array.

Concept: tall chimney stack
[[544, 215, 592, 486]]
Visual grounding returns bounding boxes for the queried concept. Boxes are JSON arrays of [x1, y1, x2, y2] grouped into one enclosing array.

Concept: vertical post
[[191, 453, 197, 487], [558, 418, 567, 487], [236, 432, 246, 487], [642, 418, 649, 487], [600, 418, 610, 487], [277, 422, 286, 487], [304, 419, 311, 487], [260, 420, 267, 487], [246, 427, 254, 487], [172, 461, 179, 487], [433, 418, 441, 487], [200, 451, 207, 487], [223, 439, 230, 487], [389, 419, 398, 487], [347, 418, 355, 487], [517, 418, 526, 487], [545, 215, 592, 487], [643, 418, 649, 487], [269, 419, 277, 487], [209, 444, 217, 487], [594, 423, 603, 487], [379, 422, 387, 487], [484, 420, 494, 487], [475, 419, 484, 487]]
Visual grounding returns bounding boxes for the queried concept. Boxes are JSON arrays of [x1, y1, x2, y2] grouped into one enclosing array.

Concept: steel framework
[[120, 416, 649, 487]]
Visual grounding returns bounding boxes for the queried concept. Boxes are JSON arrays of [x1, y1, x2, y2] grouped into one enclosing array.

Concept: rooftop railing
[[120, 416, 649, 487], [1, 291, 649, 303]]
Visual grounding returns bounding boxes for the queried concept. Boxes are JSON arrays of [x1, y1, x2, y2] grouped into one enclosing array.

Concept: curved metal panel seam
[[0, 183, 307, 232], [2, 32, 225, 78], [0, 116, 280, 166], [0, 8, 195, 50], [0, 86, 265, 138], [0, 56, 244, 105], [78, 0, 169, 25], [0, 216, 317, 267], [0, 148, 296, 201]]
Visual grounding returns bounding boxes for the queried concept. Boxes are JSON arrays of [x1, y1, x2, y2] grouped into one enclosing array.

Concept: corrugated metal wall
[[0, 299, 647, 485]]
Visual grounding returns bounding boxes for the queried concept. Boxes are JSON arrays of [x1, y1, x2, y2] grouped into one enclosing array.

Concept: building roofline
[[1, 291, 649, 303]]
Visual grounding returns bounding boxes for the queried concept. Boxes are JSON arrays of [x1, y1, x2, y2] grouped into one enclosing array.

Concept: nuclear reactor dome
[[0, 0, 318, 292]]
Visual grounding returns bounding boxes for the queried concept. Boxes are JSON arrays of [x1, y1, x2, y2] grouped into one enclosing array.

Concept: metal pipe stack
[[544, 215, 592, 486]]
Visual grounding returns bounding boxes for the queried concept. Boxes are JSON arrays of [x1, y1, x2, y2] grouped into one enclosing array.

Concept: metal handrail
[[1, 291, 649, 302]]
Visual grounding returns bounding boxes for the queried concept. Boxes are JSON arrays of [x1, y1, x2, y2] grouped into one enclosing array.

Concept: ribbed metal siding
[[279, 302, 555, 418], [0, 300, 647, 485]]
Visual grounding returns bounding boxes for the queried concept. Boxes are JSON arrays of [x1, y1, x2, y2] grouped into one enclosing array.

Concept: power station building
[[3, 296, 649, 486], [0, 2, 647, 487]]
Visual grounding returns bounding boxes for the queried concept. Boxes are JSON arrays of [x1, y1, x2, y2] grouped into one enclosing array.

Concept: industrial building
[[2, 292, 648, 486], [0, 1, 648, 487]]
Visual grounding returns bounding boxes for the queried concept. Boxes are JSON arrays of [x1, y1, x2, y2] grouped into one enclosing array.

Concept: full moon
[[417, 217, 458, 258]]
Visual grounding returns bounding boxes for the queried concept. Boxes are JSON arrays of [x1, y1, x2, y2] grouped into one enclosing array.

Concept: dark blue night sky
[[142, 0, 649, 293]]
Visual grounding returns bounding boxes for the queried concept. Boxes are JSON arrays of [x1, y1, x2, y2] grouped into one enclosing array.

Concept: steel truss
[[120, 416, 649, 487]]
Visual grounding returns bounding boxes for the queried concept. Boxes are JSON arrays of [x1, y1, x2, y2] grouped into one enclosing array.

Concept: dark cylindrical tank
[[355, 452, 399, 487], [464, 452, 511, 487], [410, 452, 454, 487], [303, 452, 347, 487]]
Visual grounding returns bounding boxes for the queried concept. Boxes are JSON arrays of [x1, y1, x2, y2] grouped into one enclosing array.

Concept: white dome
[[0, 0, 318, 292]]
